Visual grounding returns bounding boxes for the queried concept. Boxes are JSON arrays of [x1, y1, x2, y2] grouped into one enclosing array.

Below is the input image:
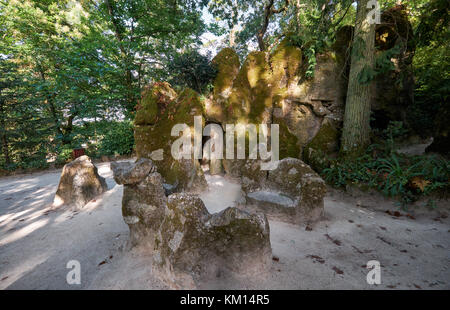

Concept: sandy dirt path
[[0, 162, 449, 289]]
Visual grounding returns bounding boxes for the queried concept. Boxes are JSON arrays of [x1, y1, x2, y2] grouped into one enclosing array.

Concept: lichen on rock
[[153, 193, 272, 289], [134, 83, 207, 192]]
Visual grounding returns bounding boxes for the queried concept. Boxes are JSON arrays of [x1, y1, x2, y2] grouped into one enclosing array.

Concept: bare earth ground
[[0, 161, 449, 290]]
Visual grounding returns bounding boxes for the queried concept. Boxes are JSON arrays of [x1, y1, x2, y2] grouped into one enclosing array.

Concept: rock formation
[[111, 158, 272, 289], [240, 158, 326, 225], [153, 193, 272, 289], [53, 155, 107, 209], [111, 158, 166, 247], [134, 82, 207, 192], [205, 6, 416, 173]]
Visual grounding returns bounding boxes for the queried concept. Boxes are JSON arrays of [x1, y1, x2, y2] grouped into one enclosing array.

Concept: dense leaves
[[0, 0, 207, 170]]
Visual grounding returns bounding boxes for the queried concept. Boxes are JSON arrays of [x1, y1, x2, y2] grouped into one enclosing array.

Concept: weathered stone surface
[[111, 158, 166, 247], [208, 38, 346, 167], [53, 155, 107, 209], [240, 158, 326, 224], [270, 38, 303, 91], [153, 193, 272, 289], [222, 159, 246, 178], [110, 158, 155, 185], [134, 83, 207, 192], [209, 158, 223, 175]]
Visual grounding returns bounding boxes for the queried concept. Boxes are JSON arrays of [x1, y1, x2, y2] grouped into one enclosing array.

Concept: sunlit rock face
[[134, 83, 207, 193], [207, 10, 415, 169], [53, 155, 107, 210], [206, 39, 347, 176], [153, 193, 272, 289], [240, 158, 326, 225], [111, 158, 166, 248]]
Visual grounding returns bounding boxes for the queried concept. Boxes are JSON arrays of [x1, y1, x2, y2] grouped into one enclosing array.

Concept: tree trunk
[[229, 0, 238, 48], [0, 100, 11, 165], [257, 0, 290, 51], [340, 0, 375, 154]]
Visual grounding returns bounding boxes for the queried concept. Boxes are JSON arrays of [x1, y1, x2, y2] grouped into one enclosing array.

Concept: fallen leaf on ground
[[332, 266, 344, 275], [306, 255, 325, 264], [325, 234, 342, 246]]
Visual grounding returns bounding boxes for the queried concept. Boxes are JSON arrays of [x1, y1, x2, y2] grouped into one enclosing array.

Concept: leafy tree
[[167, 50, 217, 93]]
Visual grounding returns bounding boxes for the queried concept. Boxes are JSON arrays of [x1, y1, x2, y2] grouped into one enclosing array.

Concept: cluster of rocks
[[111, 158, 272, 289], [50, 5, 419, 289], [207, 6, 416, 172]]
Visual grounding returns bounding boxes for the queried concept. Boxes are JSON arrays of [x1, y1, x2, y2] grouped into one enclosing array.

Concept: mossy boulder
[[226, 51, 273, 124], [53, 155, 107, 210], [211, 48, 240, 101], [208, 48, 241, 123], [302, 120, 340, 172], [134, 83, 207, 192], [152, 193, 272, 289], [270, 38, 303, 90], [134, 82, 177, 126]]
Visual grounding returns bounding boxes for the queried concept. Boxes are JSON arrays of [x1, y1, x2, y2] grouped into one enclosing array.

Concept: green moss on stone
[[303, 121, 340, 171], [212, 48, 240, 100]]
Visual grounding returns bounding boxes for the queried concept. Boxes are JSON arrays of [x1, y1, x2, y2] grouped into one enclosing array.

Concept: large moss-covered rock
[[111, 158, 166, 248], [268, 40, 347, 162], [270, 38, 303, 90], [303, 119, 340, 171], [153, 193, 272, 289], [134, 82, 177, 126], [53, 155, 107, 210], [208, 48, 241, 124], [135, 84, 207, 192], [211, 48, 240, 102], [225, 51, 273, 124], [240, 158, 326, 225]]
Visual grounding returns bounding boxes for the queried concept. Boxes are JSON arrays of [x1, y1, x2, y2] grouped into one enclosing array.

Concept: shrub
[[322, 150, 449, 208], [98, 121, 134, 156], [56, 145, 74, 164]]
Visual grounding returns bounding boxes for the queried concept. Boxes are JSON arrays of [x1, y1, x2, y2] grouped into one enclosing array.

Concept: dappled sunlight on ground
[[0, 161, 129, 289], [0, 160, 449, 289], [0, 218, 49, 246]]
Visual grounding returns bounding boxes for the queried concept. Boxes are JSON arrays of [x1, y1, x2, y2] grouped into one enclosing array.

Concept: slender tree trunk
[[257, 0, 290, 51], [0, 100, 11, 165], [229, 0, 238, 48], [340, 0, 375, 154], [38, 70, 65, 142]]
